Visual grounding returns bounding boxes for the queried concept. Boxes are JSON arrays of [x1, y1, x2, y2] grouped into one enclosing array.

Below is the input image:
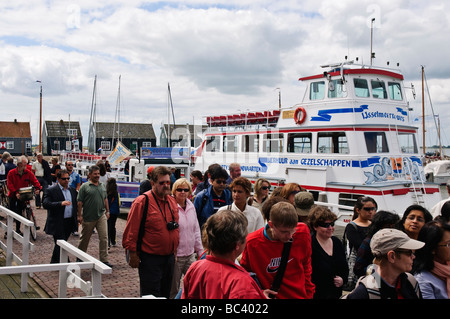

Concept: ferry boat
[[193, 60, 442, 225]]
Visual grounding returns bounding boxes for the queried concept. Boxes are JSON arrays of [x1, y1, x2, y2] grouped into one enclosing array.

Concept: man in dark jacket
[[43, 169, 78, 263]]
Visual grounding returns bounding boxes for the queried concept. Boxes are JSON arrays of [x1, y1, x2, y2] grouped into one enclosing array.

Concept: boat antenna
[[370, 18, 375, 66]]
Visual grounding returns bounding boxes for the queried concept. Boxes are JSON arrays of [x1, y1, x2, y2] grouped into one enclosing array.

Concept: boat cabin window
[[328, 79, 347, 98], [371, 80, 388, 99], [398, 132, 418, 154], [242, 134, 259, 152], [263, 133, 284, 153], [205, 136, 220, 152], [287, 133, 312, 153], [364, 132, 389, 153], [317, 132, 349, 154], [223, 135, 238, 152], [354, 79, 370, 97], [310, 81, 325, 100], [388, 82, 403, 100]]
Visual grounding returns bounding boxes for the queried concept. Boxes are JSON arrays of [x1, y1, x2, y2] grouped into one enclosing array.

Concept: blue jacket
[[193, 185, 232, 228]]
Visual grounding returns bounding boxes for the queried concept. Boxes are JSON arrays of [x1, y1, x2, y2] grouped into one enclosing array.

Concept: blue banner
[[141, 147, 189, 159]]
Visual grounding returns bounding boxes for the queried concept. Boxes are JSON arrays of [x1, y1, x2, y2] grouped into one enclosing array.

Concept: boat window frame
[[262, 133, 284, 153], [353, 78, 370, 98], [310, 81, 326, 100], [242, 134, 260, 153], [287, 132, 312, 154], [371, 79, 388, 99], [388, 81, 403, 101], [317, 132, 349, 154], [398, 132, 418, 154], [223, 135, 239, 153], [328, 79, 348, 98], [205, 135, 221, 153], [364, 131, 390, 153]]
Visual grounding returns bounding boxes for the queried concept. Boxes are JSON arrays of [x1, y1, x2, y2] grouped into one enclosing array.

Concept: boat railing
[[204, 110, 281, 130]]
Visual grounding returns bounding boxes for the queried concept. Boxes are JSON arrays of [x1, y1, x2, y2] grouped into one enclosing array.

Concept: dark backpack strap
[[136, 194, 149, 253], [270, 238, 293, 294]]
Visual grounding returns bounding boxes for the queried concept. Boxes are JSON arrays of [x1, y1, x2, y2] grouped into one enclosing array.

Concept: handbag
[[342, 221, 358, 291], [126, 193, 149, 264], [269, 237, 293, 298]]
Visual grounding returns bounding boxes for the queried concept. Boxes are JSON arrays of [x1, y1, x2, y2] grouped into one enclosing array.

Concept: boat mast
[[167, 82, 176, 147], [422, 66, 425, 156], [88, 75, 97, 153], [113, 75, 121, 146], [370, 18, 375, 66]]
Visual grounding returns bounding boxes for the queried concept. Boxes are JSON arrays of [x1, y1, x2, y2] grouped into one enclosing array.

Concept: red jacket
[[182, 255, 266, 299], [7, 168, 41, 197], [240, 222, 315, 299], [122, 190, 179, 256]]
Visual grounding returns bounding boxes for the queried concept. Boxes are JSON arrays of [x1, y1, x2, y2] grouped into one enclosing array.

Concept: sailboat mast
[[167, 82, 176, 147], [422, 66, 425, 156], [113, 75, 121, 146], [88, 75, 97, 153]]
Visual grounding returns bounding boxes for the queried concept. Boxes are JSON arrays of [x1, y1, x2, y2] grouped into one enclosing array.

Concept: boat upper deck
[[203, 61, 413, 134]]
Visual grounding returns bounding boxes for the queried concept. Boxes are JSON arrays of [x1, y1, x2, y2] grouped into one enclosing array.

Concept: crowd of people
[[1, 153, 450, 300]]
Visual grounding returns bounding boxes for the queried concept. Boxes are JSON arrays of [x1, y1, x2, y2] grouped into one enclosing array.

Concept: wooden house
[[0, 120, 32, 156], [42, 120, 83, 155]]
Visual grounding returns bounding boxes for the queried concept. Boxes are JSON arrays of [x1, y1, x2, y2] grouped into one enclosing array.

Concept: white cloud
[[0, 0, 450, 147]]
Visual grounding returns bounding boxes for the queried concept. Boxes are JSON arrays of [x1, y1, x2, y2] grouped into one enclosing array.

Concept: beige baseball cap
[[294, 191, 315, 217], [370, 228, 425, 256]]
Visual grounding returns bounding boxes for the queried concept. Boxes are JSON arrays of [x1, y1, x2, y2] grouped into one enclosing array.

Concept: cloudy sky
[[1, 0, 449, 148]]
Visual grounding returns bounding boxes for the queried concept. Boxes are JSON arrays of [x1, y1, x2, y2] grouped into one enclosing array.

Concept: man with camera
[[123, 165, 180, 298]]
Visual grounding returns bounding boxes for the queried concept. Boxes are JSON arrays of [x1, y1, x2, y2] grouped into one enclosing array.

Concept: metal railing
[[0, 204, 35, 291]]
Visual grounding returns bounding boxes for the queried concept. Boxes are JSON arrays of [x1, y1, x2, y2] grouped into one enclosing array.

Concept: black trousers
[[138, 252, 175, 298], [8, 196, 25, 232], [51, 218, 74, 263]]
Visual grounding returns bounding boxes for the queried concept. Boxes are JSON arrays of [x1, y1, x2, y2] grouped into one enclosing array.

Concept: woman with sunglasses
[[251, 178, 271, 214], [280, 183, 303, 205], [170, 178, 203, 299], [308, 206, 348, 299], [343, 196, 377, 290], [413, 221, 450, 299]]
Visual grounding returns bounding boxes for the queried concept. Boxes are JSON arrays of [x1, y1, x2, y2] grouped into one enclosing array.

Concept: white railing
[[0, 238, 112, 297], [56, 239, 112, 298], [1, 205, 112, 297], [0, 204, 35, 292]]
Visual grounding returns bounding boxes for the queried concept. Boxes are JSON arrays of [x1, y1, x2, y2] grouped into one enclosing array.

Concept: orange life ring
[[294, 107, 306, 125]]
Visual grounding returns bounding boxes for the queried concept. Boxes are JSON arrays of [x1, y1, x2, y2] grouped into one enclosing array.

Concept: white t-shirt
[[32, 161, 44, 177], [218, 202, 265, 233]]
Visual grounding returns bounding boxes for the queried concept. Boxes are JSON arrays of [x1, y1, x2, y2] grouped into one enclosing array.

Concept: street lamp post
[[36, 80, 42, 153]]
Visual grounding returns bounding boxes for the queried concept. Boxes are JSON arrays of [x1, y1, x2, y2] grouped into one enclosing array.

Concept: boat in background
[[424, 160, 450, 185], [194, 60, 442, 225]]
